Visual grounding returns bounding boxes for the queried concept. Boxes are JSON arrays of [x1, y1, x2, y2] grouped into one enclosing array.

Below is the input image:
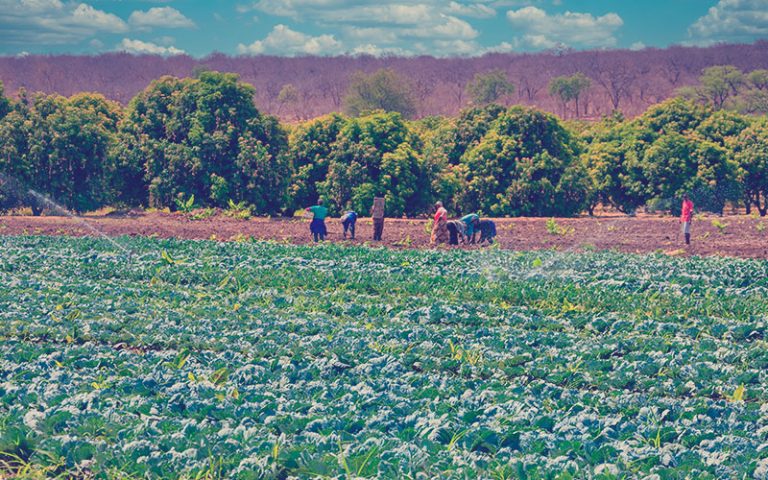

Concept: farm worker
[[371, 197, 385, 241], [341, 211, 358, 239], [305, 199, 328, 242], [431, 201, 449, 244], [681, 194, 694, 246], [460, 213, 480, 243]]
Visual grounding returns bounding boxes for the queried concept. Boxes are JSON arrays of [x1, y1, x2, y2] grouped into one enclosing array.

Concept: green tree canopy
[[456, 106, 589, 217], [287, 113, 347, 212], [343, 69, 416, 119], [700, 65, 745, 109], [317, 111, 429, 216], [0, 81, 10, 120], [120, 71, 288, 212], [748, 69, 768, 90], [548, 73, 591, 118], [467, 70, 515, 106], [0, 92, 122, 214], [732, 120, 768, 216]]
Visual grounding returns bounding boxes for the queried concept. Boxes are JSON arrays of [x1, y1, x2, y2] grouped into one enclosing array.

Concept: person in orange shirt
[[680, 194, 694, 245]]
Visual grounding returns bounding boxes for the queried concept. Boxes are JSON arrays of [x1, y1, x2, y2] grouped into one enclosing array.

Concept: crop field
[[1, 235, 768, 479]]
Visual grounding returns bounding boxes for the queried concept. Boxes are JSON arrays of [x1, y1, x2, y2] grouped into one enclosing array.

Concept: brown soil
[[1, 212, 767, 259]]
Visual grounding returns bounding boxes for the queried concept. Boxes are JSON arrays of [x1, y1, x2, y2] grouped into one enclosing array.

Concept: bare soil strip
[[1, 213, 766, 259]]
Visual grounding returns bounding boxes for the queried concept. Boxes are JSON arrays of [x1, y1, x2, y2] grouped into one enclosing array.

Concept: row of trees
[[1, 72, 767, 218], [3, 42, 768, 119]]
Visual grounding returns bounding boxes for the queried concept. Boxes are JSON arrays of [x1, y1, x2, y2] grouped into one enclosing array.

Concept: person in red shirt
[[680, 194, 694, 245], [430, 201, 449, 244]]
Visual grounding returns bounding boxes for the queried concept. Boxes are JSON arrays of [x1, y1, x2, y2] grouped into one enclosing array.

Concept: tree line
[[1, 70, 767, 218], [2, 42, 767, 120]]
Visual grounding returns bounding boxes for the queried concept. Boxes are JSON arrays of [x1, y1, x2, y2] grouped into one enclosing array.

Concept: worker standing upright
[[431, 201, 449, 244], [371, 197, 385, 241], [680, 194, 694, 246], [305, 198, 328, 242]]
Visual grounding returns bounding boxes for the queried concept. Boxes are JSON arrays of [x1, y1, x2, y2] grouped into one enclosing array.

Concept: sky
[[1, 0, 767, 57]]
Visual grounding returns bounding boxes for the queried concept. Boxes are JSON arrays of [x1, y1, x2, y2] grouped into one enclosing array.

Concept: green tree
[[548, 73, 591, 118], [0, 81, 10, 120], [434, 104, 506, 166], [122, 72, 287, 213], [318, 111, 428, 216], [580, 116, 647, 214], [635, 97, 710, 139], [277, 84, 299, 117], [695, 109, 750, 146], [467, 70, 515, 106], [456, 106, 589, 217], [378, 143, 429, 217], [738, 70, 768, 114], [0, 96, 32, 213], [0, 93, 122, 214], [287, 113, 347, 212], [343, 69, 416, 119], [748, 69, 768, 90], [631, 132, 737, 215], [732, 121, 768, 216], [697, 65, 745, 110], [235, 123, 291, 214]]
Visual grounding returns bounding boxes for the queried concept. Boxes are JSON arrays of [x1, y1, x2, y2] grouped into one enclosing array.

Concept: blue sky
[[1, 0, 767, 57]]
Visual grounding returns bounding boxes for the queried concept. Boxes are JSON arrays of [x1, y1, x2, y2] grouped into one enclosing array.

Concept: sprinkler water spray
[[0, 172, 134, 258]]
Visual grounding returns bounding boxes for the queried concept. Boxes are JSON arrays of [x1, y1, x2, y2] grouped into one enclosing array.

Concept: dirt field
[[1, 212, 767, 259]]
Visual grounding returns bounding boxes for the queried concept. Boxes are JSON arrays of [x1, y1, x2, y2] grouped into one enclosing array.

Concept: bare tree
[[589, 53, 638, 112]]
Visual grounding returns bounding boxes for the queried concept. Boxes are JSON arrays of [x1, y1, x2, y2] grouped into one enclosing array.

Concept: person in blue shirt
[[460, 213, 480, 243], [340, 211, 358, 239]]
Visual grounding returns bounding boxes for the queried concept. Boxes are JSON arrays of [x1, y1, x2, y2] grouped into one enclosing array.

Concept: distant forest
[[1, 42, 768, 121]]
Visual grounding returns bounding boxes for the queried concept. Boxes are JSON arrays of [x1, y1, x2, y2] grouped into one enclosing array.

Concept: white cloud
[[344, 27, 400, 44], [630, 41, 646, 51], [506, 6, 623, 49], [688, 0, 768, 43], [447, 1, 496, 18], [129, 6, 195, 29], [0, 0, 127, 45], [322, 4, 435, 25], [237, 24, 344, 55], [117, 38, 185, 55], [237, 0, 519, 56], [400, 15, 478, 39]]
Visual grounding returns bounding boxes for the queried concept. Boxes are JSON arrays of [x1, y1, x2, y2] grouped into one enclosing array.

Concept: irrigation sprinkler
[[0, 172, 134, 258]]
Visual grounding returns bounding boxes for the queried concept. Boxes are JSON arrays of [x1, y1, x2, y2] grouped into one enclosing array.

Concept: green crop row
[[1, 235, 767, 479]]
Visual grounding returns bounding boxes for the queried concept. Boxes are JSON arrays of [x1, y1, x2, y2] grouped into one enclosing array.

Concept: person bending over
[[476, 219, 497, 244], [341, 211, 357, 239], [460, 213, 480, 244]]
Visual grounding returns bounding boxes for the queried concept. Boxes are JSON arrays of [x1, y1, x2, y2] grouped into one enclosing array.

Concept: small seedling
[[174, 194, 196, 214], [711, 219, 728, 234], [546, 218, 574, 236]]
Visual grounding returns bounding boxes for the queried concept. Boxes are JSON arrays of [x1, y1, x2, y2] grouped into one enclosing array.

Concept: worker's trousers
[[373, 218, 384, 240]]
